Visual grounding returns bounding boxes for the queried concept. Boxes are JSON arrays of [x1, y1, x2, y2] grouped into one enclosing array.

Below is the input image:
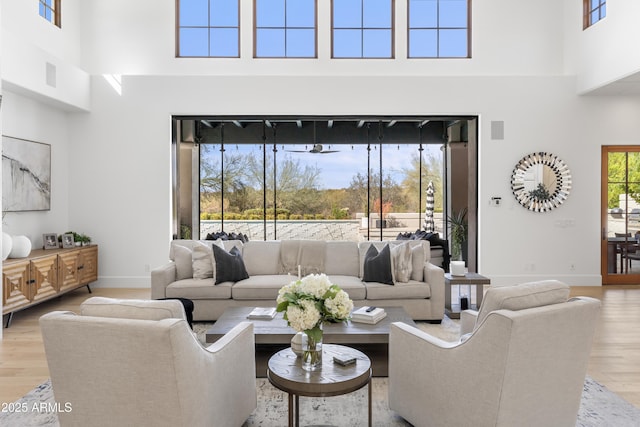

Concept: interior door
[[601, 146, 640, 284]]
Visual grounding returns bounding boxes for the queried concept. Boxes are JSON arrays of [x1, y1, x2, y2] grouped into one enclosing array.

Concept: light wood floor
[[1, 286, 639, 408]]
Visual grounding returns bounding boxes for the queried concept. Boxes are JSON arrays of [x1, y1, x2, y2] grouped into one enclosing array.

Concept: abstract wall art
[[2, 136, 51, 211]]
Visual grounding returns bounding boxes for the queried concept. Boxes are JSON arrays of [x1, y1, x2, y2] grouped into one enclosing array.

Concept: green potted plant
[[449, 207, 468, 261]]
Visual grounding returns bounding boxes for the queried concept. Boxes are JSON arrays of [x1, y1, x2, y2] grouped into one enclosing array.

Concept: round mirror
[[511, 152, 571, 212]]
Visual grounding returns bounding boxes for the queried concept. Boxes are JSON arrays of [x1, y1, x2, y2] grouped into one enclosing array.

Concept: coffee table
[[267, 344, 372, 427], [206, 306, 416, 377]]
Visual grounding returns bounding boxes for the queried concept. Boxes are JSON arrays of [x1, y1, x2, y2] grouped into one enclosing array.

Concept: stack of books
[[351, 306, 387, 324], [247, 307, 277, 320]]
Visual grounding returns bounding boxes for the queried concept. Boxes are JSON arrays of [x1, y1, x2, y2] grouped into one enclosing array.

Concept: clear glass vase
[[302, 323, 323, 371]]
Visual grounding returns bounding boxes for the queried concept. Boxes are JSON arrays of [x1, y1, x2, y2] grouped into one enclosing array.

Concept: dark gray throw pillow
[[212, 244, 249, 285], [363, 244, 394, 285]]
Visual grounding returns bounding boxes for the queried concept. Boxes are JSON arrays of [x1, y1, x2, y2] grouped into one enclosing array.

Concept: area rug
[[3, 319, 639, 427]]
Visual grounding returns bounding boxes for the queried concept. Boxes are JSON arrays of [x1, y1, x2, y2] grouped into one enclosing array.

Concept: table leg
[[295, 394, 300, 427], [287, 393, 293, 427], [368, 380, 372, 427]]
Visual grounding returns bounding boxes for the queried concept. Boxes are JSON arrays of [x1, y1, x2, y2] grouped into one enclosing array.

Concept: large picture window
[[584, 0, 606, 29], [332, 0, 394, 58], [255, 0, 317, 58], [178, 0, 240, 57], [408, 0, 469, 58], [190, 120, 446, 243]]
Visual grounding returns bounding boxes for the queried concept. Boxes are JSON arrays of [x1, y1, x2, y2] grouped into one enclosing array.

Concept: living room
[[1, 0, 640, 424]]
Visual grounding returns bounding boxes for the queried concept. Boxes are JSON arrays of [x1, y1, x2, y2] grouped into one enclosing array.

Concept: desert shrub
[[289, 214, 303, 220]]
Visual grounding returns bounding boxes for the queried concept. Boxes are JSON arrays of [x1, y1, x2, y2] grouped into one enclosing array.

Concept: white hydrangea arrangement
[[276, 273, 354, 333]]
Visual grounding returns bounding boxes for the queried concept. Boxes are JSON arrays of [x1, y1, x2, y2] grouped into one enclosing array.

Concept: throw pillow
[[391, 242, 412, 283], [363, 244, 394, 285], [192, 241, 215, 280], [410, 243, 425, 282], [173, 245, 193, 281], [213, 244, 250, 284]]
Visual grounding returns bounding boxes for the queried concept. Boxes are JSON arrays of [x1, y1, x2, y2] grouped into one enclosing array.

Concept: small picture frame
[[43, 233, 58, 250], [62, 233, 75, 249]]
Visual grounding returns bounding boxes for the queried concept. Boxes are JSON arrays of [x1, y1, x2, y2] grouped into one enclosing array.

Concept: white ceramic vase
[[9, 235, 32, 258], [2, 232, 12, 260], [450, 260, 466, 276]]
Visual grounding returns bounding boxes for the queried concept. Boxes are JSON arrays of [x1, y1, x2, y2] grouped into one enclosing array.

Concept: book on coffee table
[[351, 306, 387, 324], [247, 307, 277, 320]]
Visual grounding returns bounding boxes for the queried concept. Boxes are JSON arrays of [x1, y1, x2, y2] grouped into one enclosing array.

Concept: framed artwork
[[62, 233, 75, 249], [2, 135, 51, 211], [43, 233, 58, 250]]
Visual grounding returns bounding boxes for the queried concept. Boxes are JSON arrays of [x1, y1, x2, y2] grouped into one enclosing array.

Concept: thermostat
[[490, 197, 502, 207]]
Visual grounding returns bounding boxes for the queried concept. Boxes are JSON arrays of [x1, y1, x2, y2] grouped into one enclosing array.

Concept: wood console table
[[2, 245, 98, 327]]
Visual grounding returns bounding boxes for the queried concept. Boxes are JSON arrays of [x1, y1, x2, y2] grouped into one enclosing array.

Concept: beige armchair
[[389, 280, 601, 427], [40, 297, 256, 427]]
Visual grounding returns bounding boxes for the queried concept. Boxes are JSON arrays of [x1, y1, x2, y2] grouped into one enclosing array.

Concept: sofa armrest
[[424, 262, 445, 319], [150, 262, 177, 300], [460, 309, 478, 335]]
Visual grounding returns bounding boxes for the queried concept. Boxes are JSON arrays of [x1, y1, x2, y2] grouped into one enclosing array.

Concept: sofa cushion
[[475, 280, 570, 329], [324, 242, 360, 276], [213, 245, 249, 284], [364, 280, 431, 300], [242, 241, 281, 275], [80, 297, 186, 320], [174, 245, 193, 281], [166, 278, 232, 300], [326, 275, 367, 300], [232, 275, 295, 300], [391, 242, 412, 283], [363, 245, 394, 285]]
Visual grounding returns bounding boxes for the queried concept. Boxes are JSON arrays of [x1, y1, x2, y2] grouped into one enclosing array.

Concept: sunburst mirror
[[511, 152, 571, 212]]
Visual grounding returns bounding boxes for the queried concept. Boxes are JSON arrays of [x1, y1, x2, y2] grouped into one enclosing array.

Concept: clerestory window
[[332, 0, 394, 58], [254, 0, 317, 58], [178, 0, 240, 57], [584, 0, 606, 29], [39, 0, 61, 28], [408, 0, 469, 58]]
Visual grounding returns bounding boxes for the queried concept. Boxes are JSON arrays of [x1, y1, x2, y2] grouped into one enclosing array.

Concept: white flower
[[298, 274, 331, 299], [325, 290, 354, 320], [276, 274, 353, 331], [286, 299, 321, 332]]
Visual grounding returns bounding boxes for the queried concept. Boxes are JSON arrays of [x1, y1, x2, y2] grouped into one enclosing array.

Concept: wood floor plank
[[0, 286, 639, 409]]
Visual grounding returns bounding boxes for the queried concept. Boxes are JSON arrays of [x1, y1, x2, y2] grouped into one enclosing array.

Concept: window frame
[[39, 0, 61, 28], [407, 0, 471, 59], [331, 0, 396, 59], [253, 0, 318, 59], [176, 0, 241, 58], [583, 0, 606, 29]]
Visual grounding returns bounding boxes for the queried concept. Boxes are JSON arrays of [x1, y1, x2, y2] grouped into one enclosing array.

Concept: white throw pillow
[[192, 241, 222, 280], [410, 244, 425, 282], [174, 245, 193, 280], [391, 242, 413, 283]]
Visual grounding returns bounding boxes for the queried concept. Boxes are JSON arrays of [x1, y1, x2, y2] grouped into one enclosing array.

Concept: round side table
[[267, 344, 372, 427]]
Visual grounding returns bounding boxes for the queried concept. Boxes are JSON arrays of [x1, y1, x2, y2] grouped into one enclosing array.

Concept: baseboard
[[487, 274, 602, 287]]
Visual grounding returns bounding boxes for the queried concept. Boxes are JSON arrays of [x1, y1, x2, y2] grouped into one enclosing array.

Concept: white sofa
[[151, 239, 445, 322]]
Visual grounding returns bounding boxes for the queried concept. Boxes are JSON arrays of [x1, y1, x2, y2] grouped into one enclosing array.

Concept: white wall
[[80, 0, 564, 77], [564, 0, 640, 93], [1, 91, 71, 245], [1, 0, 89, 111], [4, 0, 640, 291]]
